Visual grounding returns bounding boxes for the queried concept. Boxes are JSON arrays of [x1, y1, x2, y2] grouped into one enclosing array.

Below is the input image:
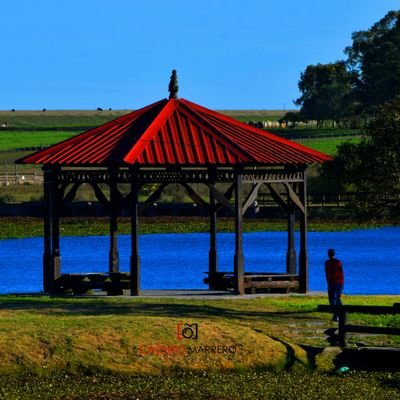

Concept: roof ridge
[[123, 99, 179, 164]]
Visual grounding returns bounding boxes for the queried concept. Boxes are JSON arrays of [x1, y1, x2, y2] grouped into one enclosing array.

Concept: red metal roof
[[18, 98, 331, 166]]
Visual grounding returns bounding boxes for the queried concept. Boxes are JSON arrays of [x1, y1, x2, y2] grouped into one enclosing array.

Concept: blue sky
[[1, 0, 397, 110]]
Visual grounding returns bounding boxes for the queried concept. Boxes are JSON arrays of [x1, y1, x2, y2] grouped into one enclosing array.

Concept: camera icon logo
[[176, 323, 198, 340]]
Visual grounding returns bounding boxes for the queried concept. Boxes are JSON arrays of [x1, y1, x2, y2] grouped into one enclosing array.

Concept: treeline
[[302, 11, 400, 219], [293, 10, 400, 128]]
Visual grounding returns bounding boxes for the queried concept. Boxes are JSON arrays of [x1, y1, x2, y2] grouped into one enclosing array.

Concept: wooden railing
[[318, 304, 400, 347], [258, 192, 400, 208]]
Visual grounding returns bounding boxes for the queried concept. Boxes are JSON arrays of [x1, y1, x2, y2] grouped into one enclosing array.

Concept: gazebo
[[17, 71, 331, 295]]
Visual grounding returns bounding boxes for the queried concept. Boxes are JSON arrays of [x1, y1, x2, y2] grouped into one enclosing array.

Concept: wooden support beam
[[51, 174, 61, 287], [208, 186, 218, 289], [298, 176, 308, 293], [208, 184, 235, 213], [58, 182, 69, 200], [286, 205, 296, 274], [234, 173, 244, 295], [266, 183, 289, 210], [181, 183, 210, 209], [338, 309, 348, 347], [130, 170, 140, 296], [138, 183, 168, 214], [215, 183, 235, 213], [43, 169, 53, 293], [109, 168, 119, 273], [62, 183, 80, 207], [242, 183, 262, 216], [89, 182, 110, 208], [283, 182, 305, 215], [43, 168, 61, 293]]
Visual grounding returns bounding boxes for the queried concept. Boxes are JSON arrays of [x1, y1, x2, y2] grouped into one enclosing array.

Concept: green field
[[294, 136, 361, 154], [0, 130, 361, 154], [0, 110, 360, 155], [0, 109, 128, 129], [0, 130, 76, 151]]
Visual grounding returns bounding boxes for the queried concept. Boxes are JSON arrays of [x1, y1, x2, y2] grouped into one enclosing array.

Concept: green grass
[[0, 109, 287, 129], [0, 131, 77, 151], [218, 109, 287, 122], [0, 216, 393, 240], [0, 295, 398, 397], [270, 127, 361, 138], [294, 137, 362, 155], [0, 295, 398, 375], [0, 110, 128, 129], [0, 129, 360, 155]]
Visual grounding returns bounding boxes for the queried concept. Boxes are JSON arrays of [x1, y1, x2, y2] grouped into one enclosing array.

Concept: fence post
[[338, 308, 347, 347]]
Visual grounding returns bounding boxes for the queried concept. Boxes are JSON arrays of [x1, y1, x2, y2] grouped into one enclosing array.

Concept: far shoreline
[[0, 216, 397, 240]]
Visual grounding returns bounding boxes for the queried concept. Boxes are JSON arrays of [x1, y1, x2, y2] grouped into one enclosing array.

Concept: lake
[[0, 227, 399, 295]]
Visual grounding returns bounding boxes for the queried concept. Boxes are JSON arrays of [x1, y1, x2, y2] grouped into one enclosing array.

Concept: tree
[[345, 10, 400, 111], [295, 62, 356, 127], [322, 97, 400, 217]]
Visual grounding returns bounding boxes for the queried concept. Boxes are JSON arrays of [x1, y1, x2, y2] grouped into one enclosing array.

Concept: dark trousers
[[328, 282, 343, 316]]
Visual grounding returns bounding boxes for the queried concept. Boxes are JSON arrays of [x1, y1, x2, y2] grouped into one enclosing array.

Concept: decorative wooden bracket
[[242, 183, 262, 216], [138, 183, 168, 214], [181, 183, 210, 209], [267, 183, 289, 210], [283, 182, 305, 215], [266, 182, 305, 214], [208, 184, 235, 213], [61, 183, 81, 207], [89, 182, 110, 207]]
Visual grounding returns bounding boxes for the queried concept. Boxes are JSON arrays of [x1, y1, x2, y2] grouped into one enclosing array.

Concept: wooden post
[[43, 167, 61, 293], [51, 169, 61, 287], [109, 168, 119, 273], [130, 169, 140, 296], [208, 186, 218, 289], [338, 308, 348, 347], [299, 171, 308, 293], [43, 168, 52, 293], [286, 204, 296, 274], [234, 172, 244, 295]]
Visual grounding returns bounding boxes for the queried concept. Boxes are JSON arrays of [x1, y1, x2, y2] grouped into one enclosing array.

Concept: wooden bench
[[318, 304, 400, 347], [55, 272, 131, 295], [204, 272, 299, 293]]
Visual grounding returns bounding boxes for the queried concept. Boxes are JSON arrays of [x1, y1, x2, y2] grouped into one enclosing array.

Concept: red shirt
[[325, 258, 344, 284]]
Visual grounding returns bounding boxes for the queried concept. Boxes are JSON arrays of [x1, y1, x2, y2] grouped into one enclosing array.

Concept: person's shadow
[[324, 327, 339, 346]]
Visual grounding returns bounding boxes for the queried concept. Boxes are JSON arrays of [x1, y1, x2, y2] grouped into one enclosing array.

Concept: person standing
[[325, 248, 344, 321]]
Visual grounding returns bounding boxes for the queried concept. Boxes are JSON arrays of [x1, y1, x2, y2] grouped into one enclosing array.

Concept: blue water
[[0, 228, 399, 294]]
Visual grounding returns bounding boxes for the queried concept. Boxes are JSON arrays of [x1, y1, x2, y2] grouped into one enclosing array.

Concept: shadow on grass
[[0, 294, 318, 322], [335, 348, 400, 371]]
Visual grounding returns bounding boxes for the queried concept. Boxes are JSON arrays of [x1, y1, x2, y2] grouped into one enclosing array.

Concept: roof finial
[[168, 69, 179, 99]]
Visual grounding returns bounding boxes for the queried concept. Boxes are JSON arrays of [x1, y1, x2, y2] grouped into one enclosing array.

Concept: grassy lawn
[[0, 295, 398, 398], [270, 127, 361, 138], [294, 136, 361, 155]]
